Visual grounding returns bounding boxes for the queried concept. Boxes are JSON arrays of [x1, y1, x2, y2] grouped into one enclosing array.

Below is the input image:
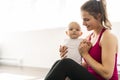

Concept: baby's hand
[[59, 45, 68, 59]]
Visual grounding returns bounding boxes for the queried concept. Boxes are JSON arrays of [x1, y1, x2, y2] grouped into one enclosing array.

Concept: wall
[[0, 28, 66, 68], [0, 22, 120, 68]]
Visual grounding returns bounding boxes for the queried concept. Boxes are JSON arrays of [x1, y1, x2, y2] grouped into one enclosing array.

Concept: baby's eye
[[69, 28, 73, 31], [76, 29, 80, 31]]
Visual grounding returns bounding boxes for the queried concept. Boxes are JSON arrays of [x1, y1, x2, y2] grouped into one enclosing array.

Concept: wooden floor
[[0, 64, 49, 80]]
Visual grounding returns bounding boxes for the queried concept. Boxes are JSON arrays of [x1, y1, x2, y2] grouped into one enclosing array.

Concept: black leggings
[[44, 58, 97, 80]]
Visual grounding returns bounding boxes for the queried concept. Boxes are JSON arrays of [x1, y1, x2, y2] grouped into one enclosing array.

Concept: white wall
[[0, 22, 120, 68], [0, 28, 66, 68]]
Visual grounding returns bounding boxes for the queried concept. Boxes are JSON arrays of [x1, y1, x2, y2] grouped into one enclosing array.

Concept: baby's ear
[[66, 31, 68, 35], [79, 32, 83, 36]]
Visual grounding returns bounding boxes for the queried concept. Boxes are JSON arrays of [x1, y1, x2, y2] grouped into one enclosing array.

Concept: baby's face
[[67, 23, 81, 39]]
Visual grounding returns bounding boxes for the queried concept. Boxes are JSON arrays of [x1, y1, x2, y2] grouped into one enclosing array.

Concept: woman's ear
[[97, 13, 102, 21]]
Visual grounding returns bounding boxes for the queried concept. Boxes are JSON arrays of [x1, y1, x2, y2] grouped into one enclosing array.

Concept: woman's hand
[[59, 45, 68, 59], [79, 39, 92, 57]]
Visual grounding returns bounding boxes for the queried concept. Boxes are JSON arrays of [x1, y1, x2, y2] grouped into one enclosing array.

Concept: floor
[[0, 64, 120, 80], [0, 64, 49, 80]]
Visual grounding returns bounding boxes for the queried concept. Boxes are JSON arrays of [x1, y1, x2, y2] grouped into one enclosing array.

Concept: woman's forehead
[[81, 11, 92, 18]]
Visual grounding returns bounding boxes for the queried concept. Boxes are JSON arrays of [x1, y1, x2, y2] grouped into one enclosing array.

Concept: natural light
[[0, 0, 120, 31], [0, 0, 119, 79]]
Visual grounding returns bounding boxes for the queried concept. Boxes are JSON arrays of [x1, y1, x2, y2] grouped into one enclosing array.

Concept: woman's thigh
[[60, 58, 97, 80]]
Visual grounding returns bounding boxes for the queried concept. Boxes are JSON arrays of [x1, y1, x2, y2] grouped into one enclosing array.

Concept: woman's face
[[81, 10, 100, 31]]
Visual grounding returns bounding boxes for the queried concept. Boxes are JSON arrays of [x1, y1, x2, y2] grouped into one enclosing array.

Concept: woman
[[44, 0, 118, 80]]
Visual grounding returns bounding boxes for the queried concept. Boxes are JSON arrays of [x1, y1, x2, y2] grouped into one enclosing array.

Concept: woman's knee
[[52, 59, 61, 67], [55, 59, 61, 63], [61, 58, 75, 62], [60, 58, 75, 65]]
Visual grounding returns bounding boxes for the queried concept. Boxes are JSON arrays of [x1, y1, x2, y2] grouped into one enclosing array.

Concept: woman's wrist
[[82, 52, 89, 59]]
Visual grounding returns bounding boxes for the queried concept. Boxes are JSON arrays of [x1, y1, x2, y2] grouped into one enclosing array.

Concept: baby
[[62, 21, 83, 64]]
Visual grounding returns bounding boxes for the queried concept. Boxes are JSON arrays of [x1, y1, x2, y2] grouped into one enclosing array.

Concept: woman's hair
[[81, 0, 112, 29]]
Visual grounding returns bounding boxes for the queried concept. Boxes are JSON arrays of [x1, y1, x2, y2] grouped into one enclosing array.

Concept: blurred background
[[0, 0, 119, 79]]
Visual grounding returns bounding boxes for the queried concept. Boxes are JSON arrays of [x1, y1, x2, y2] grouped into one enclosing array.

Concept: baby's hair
[[65, 21, 81, 32], [68, 21, 81, 29], [81, 0, 112, 29]]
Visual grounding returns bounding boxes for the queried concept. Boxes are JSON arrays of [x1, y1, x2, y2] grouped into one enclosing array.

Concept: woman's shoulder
[[101, 29, 118, 43], [103, 29, 117, 38]]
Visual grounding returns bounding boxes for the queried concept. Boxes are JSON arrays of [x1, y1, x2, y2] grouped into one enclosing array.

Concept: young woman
[[44, 0, 118, 80]]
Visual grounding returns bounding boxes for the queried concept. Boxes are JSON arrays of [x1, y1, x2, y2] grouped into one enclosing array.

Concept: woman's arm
[[81, 62, 88, 68], [99, 30, 118, 79], [79, 30, 118, 79]]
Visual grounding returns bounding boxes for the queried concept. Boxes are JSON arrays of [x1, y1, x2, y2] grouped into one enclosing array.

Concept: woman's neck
[[93, 26, 104, 36], [90, 26, 104, 45]]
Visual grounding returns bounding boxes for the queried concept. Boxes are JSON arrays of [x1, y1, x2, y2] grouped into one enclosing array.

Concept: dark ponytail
[[81, 0, 112, 29]]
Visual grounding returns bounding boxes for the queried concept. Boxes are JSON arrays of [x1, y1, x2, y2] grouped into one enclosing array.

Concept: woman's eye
[[84, 18, 89, 21]]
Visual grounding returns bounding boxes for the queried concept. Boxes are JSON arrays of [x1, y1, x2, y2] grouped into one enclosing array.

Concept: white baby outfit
[[63, 38, 83, 64]]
